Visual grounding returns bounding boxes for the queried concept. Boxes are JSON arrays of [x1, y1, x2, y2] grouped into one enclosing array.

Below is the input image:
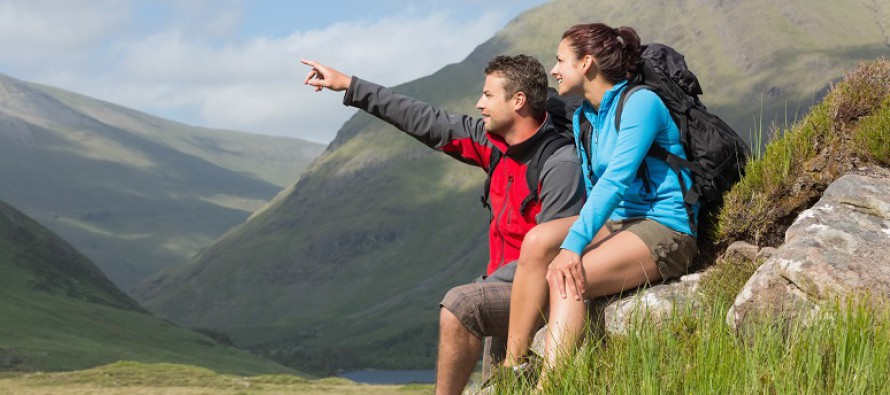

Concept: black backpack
[[584, 43, 750, 234]]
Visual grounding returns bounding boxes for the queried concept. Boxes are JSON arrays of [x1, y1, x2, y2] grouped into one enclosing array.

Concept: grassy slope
[[0, 200, 294, 375], [137, 0, 890, 373], [0, 74, 325, 290], [701, 59, 890, 302]]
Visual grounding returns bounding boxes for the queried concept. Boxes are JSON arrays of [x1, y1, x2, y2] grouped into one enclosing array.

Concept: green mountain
[[0, 74, 325, 291], [0, 199, 294, 374], [135, 0, 890, 373]]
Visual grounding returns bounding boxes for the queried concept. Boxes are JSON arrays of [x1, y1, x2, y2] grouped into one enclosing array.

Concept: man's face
[[476, 74, 515, 136]]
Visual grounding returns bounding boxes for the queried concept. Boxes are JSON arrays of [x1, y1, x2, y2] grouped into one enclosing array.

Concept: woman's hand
[[301, 59, 352, 92], [546, 249, 586, 301]]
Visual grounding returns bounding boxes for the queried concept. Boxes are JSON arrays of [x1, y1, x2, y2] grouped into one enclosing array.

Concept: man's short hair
[[484, 55, 548, 121]]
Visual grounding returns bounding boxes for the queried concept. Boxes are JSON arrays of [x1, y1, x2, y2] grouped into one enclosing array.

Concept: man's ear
[[512, 91, 527, 112]]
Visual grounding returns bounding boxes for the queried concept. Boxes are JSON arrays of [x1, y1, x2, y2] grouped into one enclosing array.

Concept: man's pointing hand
[[301, 59, 352, 92]]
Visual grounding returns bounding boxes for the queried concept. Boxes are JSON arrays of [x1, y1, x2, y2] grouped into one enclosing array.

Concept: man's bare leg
[[436, 307, 483, 395]]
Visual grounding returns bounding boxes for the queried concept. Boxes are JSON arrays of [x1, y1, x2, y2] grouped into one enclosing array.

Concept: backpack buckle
[[684, 189, 700, 205]]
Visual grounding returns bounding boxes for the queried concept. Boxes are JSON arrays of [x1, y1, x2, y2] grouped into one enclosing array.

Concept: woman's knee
[[520, 223, 566, 262]]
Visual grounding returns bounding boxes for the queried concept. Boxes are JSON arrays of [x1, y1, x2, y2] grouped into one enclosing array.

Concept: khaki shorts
[[604, 218, 697, 281]]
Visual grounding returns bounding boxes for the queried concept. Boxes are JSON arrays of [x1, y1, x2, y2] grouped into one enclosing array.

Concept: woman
[[503, 23, 700, 375]]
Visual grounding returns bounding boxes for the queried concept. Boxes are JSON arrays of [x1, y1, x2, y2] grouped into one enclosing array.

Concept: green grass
[[854, 97, 890, 165], [491, 298, 890, 394], [0, 361, 434, 395]]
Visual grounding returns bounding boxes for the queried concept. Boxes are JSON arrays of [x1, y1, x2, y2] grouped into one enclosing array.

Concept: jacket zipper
[[495, 173, 513, 268], [584, 122, 595, 182]]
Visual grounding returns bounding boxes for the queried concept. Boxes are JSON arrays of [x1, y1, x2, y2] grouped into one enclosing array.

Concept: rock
[[724, 241, 760, 262], [530, 270, 708, 355], [755, 247, 778, 261], [728, 173, 890, 331], [602, 272, 704, 335]]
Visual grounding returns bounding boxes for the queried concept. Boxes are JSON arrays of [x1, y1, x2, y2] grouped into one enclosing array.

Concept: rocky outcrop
[[598, 272, 705, 335], [530, 271, 707, 354], [728, 172, 890, 331]]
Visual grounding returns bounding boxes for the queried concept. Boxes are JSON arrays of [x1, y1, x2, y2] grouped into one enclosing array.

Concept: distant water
[[337, 369, 436, 384]]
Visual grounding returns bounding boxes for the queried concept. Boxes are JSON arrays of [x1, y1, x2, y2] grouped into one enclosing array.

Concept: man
[[302, 55, 584, 394]]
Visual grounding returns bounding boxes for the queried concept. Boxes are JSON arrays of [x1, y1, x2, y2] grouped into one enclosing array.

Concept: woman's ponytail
[[562, 23, 642, 83], [616, 26, 642, 78]]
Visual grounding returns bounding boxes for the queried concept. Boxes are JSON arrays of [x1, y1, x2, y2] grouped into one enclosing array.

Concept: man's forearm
[[344, 77, 490, 167]]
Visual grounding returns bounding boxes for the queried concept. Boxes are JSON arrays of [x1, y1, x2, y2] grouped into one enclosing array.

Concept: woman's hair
[[562, 23, 642, 83]]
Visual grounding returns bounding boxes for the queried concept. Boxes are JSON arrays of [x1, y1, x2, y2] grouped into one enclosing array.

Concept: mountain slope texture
[[0, 74, 325, 291], [0, 200, 294, 375], [136, 0, 890, 373]]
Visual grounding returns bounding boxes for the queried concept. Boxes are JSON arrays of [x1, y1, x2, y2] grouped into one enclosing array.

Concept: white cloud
[[0, 0, 129, 68], [0, 1, 522, 143]]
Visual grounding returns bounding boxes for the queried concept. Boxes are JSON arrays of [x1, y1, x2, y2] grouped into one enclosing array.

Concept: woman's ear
[[581, 54, 596, 76]]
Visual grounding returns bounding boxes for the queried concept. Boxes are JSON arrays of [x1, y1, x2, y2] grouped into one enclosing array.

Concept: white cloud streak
[[0, 0, 130, 67]]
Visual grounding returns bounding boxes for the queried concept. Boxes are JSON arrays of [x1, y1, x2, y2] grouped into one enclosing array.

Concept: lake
[[338, 369, 436, 384]]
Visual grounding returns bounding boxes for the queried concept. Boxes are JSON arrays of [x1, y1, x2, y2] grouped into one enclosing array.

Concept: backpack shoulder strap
[[520, 132, 573, 214], [614, 84, 657, 194], [614, 84, 652, 131], [615, 84, 699, 233]]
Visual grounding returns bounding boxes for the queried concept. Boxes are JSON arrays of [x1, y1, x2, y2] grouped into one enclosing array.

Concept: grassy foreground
[[0, 362, 434, 395], [492, 300, 890, 394]]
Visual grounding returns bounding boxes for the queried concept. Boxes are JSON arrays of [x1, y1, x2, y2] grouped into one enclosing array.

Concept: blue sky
[[0, 0, 547, 143]]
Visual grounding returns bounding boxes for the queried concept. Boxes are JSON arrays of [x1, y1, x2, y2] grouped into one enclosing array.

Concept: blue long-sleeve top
[[561, 80, 699, 254]]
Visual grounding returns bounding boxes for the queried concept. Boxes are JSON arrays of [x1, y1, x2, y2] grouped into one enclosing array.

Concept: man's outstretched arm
[[302, 59, 491, 169]]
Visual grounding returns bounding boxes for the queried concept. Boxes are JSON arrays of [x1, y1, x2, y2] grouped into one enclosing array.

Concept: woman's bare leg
[[503, 216, 578, 366], [543, 230, 661, 370], [503, 216, 619, 366]]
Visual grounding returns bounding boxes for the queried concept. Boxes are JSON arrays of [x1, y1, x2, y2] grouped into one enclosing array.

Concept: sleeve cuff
[[342, 76, 360, 106], [560, 231, 589, 255]]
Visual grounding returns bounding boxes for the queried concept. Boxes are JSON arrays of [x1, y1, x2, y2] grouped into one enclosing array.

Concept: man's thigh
[[439, 282, 512, 338]]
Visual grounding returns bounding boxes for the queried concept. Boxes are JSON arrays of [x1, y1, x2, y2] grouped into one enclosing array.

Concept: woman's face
[[550, 38, 588, 96]]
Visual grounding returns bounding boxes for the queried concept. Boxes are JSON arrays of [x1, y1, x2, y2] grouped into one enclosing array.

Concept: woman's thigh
[[580, 230, 662, 298]]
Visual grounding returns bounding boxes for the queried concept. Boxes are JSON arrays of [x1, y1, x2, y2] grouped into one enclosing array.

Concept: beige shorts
[[605, 218, 697, 281]]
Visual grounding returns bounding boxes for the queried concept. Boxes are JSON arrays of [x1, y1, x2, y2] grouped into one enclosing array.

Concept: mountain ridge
[[0, 73, 325, 290]]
